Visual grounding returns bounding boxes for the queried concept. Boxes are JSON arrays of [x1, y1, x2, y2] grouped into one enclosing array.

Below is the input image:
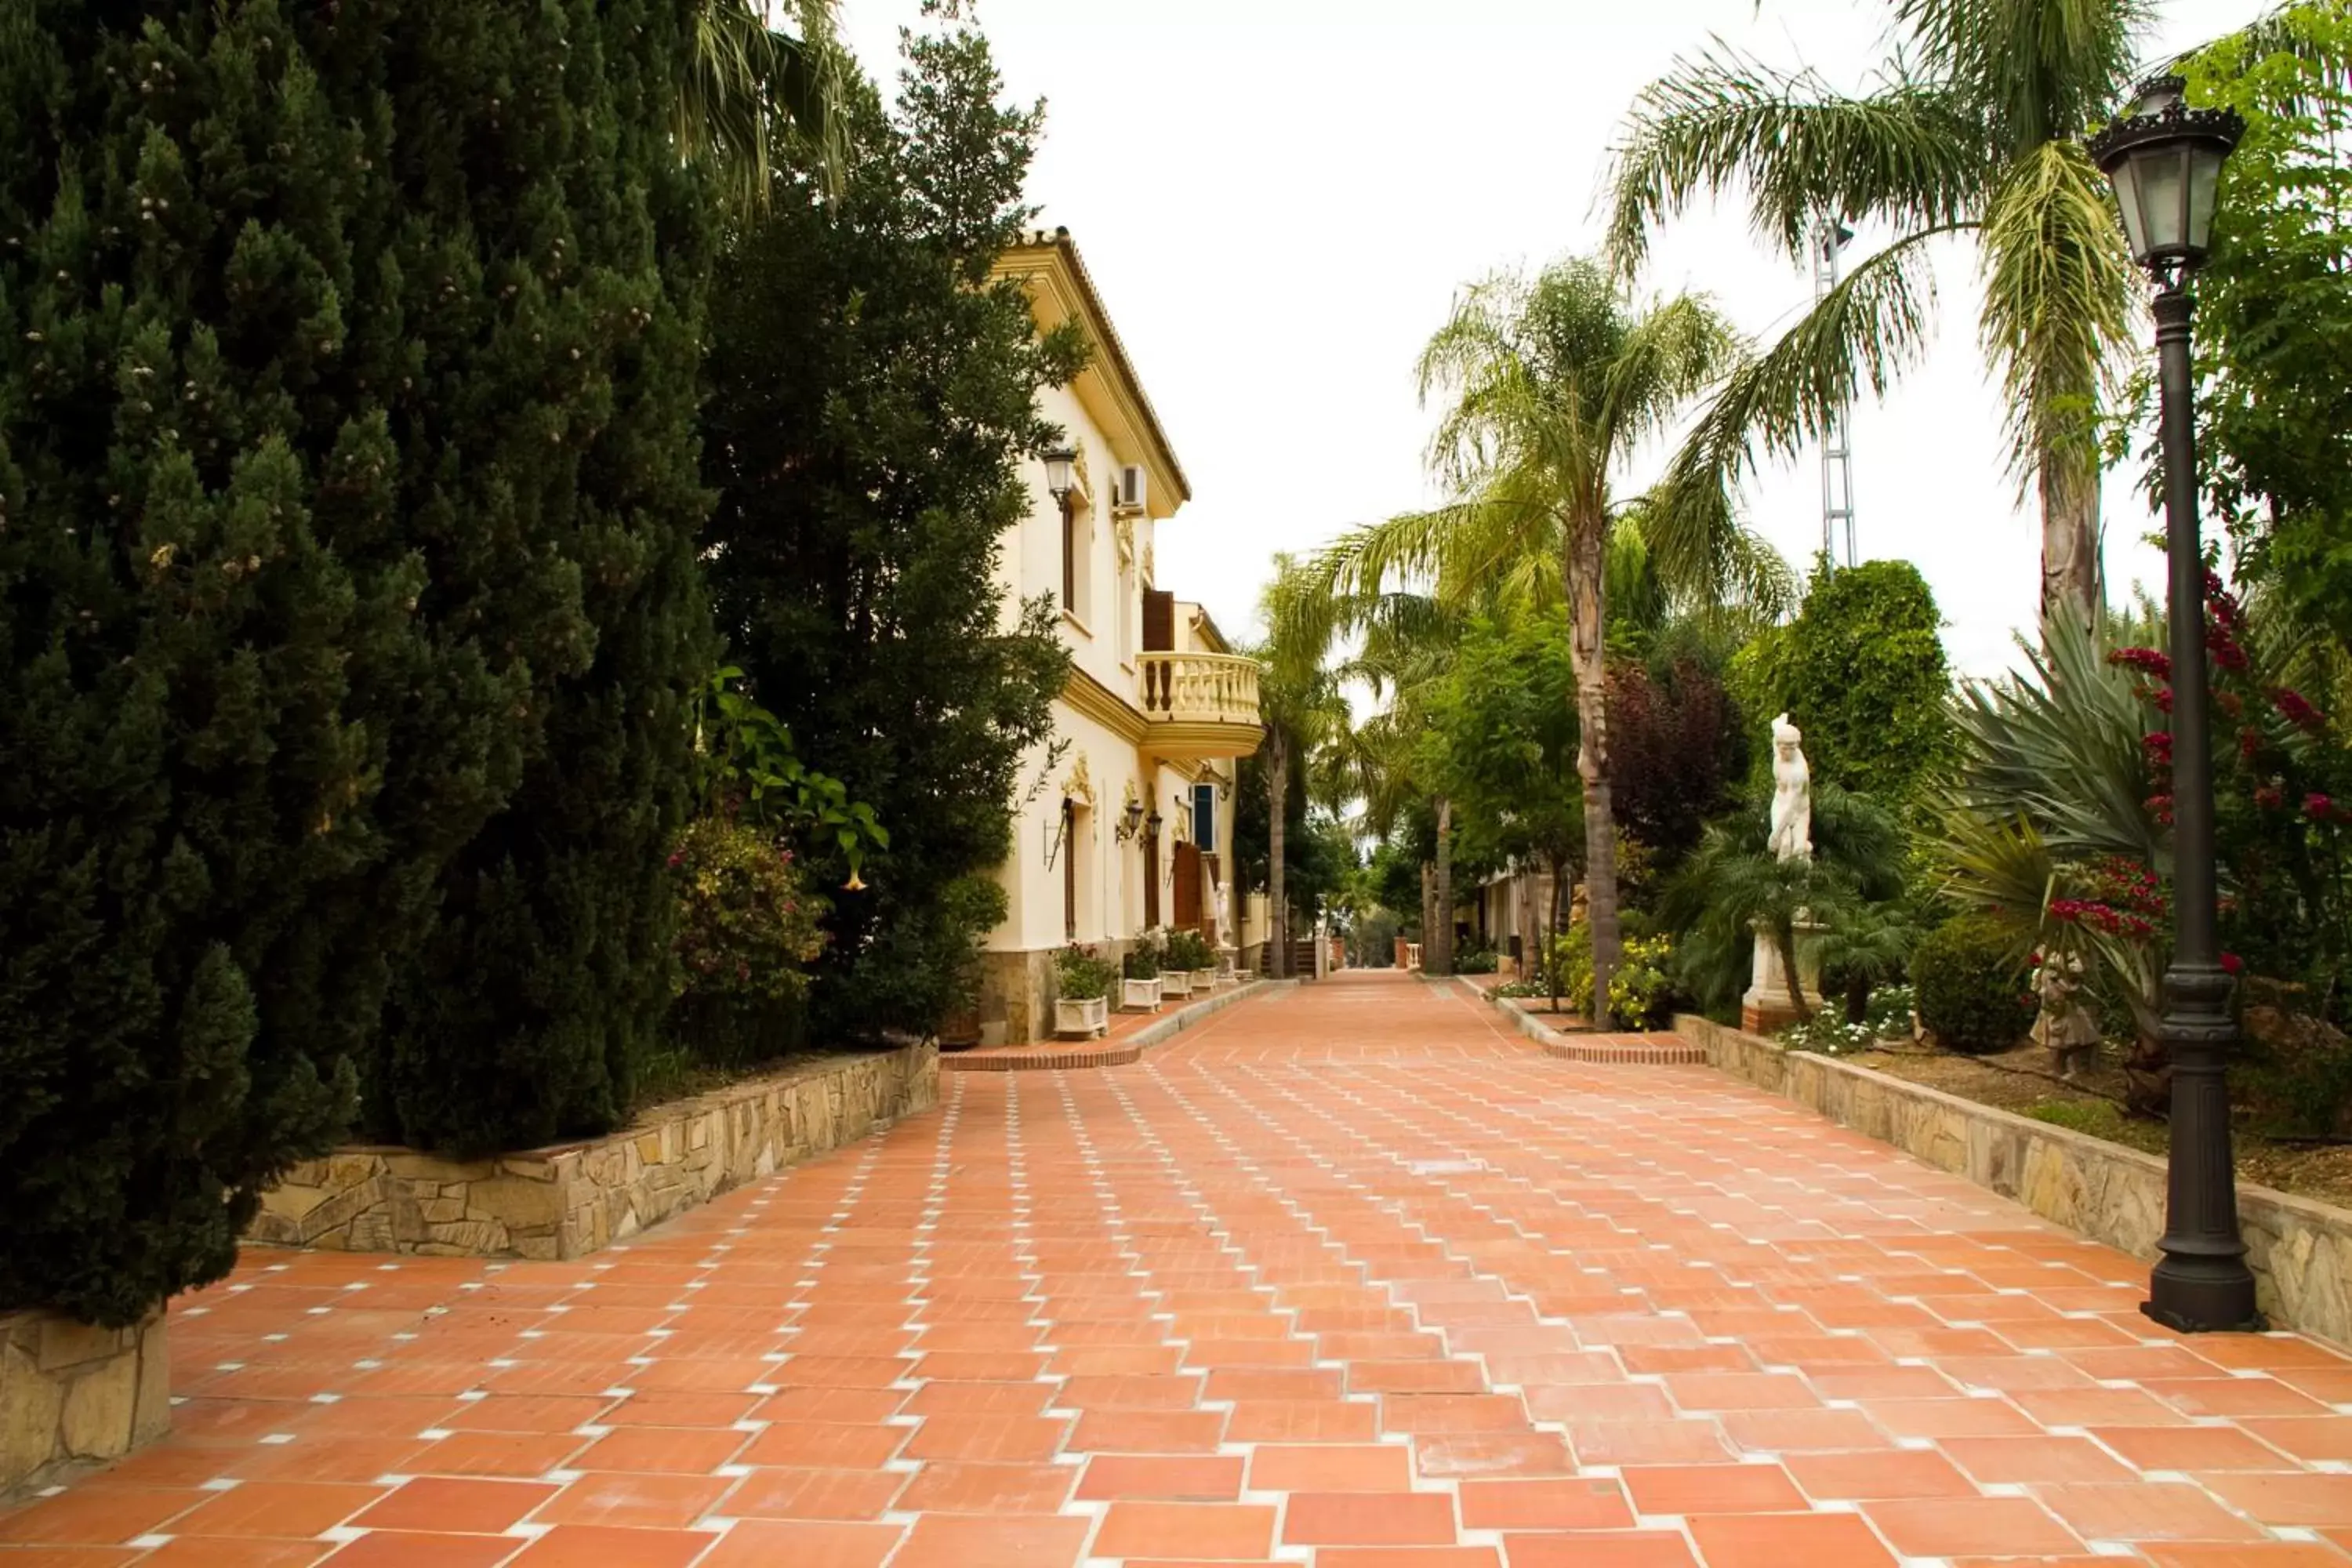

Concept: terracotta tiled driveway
[[10, 970, 2352, 1567]]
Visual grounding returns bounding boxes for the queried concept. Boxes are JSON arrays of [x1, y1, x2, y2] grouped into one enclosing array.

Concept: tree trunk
[[1545, 855, 1567, 1011], [1566, 520, 1621, 1020], [1429, 797, 1454, 978], [1268, 731, 1287, 979], [2040, 445, 2103, 635]]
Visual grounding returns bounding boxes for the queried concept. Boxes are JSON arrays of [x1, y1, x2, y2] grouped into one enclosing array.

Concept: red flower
[[2306, 792, 2335, 819], [2240, 727, 2263, 760], [2109, 647, 2172, 679], [2153, 687, 2175, 713], [2208, 626, 2252, 672], [2147, 793, 2176, 824], [2143, 731, 2174, 757], [666, 851, 684, 869], [2217, 689, 2245, 720], [2274, 688, 2325, 731], [2221, 952, 2245, 975], [2255, 785, 2285, 810]]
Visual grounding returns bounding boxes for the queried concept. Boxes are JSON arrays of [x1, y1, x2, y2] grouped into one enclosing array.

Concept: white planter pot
[[1054, 994, 1109, 1039], [1191, 968, 1218, 993], [1161, 971, 1194, 999], [1120, 977, 1163, 1012]]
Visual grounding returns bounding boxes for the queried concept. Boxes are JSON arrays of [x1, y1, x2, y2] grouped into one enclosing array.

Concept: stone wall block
[[1, 1339, 64, 1489], [58, 1349, 136, 1457]]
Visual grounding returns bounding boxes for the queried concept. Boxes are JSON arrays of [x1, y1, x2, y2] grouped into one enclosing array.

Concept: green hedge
[[1912, 914, 2037, 1054]]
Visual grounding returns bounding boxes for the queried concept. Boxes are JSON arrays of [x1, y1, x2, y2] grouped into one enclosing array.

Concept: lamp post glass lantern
[[2086, 77, 2262, 1334]]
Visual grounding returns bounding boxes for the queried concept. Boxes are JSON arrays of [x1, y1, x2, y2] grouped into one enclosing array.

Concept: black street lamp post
[[2086, 77, 2263, 1334]]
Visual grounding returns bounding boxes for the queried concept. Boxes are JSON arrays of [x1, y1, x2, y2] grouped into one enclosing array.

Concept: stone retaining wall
[[2, 1309, 168, 1496], [1678, 1013, 2352, 1348], [250, 1039, 935, 1261]]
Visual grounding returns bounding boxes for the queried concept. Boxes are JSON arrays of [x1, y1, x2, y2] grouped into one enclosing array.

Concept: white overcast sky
[[839, 0, 2267, 677]]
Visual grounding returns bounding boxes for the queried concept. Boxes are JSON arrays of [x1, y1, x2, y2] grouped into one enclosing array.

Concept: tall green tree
[[2178, 4, 2352, 648], [1317, 259, 1776, 1010], [1602, 0, 2342, 630], [1737, 560, 1954, 811], [701, 19, 1075, 1042], [1252, 557, 1350, 977], [1, 0, 714, 1314]]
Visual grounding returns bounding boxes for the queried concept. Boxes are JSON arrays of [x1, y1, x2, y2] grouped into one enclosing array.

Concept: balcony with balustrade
[[1136, 651, 1263, 758]]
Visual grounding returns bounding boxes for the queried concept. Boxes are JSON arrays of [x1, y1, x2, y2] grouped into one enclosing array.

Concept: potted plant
[[1168, 927, 1217, 992], [1120, 941, 1164, 1012], [1053, 944, 1115, 1039]]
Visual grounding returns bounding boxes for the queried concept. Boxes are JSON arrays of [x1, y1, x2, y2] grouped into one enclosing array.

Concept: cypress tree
[[0, 0, 710, 1321], [702, 20, 1075, 1044]]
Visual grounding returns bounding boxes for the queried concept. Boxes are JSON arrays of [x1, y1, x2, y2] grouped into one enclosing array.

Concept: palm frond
[[1602, 41, 1988, 278], [1976, 139, 2138, 497], [679, 0, 851, 211], [1898, 0, 2151, 148]]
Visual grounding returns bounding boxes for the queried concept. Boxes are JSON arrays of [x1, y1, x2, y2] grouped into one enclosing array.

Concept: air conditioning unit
[[1116, 464, 1147, 511]]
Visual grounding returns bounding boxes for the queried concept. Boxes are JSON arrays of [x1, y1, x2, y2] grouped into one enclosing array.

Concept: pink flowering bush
[[669, 816, 830, 1067]]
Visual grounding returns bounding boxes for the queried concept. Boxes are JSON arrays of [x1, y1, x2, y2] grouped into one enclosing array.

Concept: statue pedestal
[[1741, 922, 1824, 1035]]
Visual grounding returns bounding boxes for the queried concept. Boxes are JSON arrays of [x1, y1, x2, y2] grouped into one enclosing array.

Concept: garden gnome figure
[[1766, 713, 1812, 863], [2032, 949, 2102, 1080]]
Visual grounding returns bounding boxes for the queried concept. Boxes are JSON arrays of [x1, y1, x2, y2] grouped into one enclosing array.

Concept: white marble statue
[[1766, 713, 1813, 863]]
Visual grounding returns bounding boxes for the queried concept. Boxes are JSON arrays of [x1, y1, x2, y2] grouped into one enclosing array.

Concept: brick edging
[[942, 980, 1282, 1073], [1465, 979, 1708, 1064]]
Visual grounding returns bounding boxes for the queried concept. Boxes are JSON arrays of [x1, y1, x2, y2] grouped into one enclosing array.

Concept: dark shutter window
[[1142, 590, 1174, 652], [1192, 783, 1215, 847]]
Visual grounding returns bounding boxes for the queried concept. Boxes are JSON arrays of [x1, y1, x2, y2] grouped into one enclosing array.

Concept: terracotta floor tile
[[1784, 1448, 1980, 1501], [0, 1489, 204, 1545], [1683, 1511, 1897, 1568], [565, 1425, 745, 1475], [1096, 1502, 1278, 1560], [1283, 1493, 1457, 1546], [308, 1532, 521, 1567], [2140, 1546, 2352, 1567], [2241, 1417, 2352, 1463], [1500, 1531, 1700, 1567], [2201, 1471, 2352, 1526], [1863, 1496, 2085, 1557], [719, 1465, 904, 1521], [1309, 1550, 1499, 1568], [527, 1472, 732, 1529], [1412, 1430, 1573, 1477], [601, 1392, 761, 1428], [401, 1431, 587, 1479], [500, 1523, 714, 1567], [1457, 1478, 1635, 1530], [691, 1519, 904, 1568], [136, 1541, 328, 1568], [1247, 1445, 1415, 1494], [350, 1477, 560, 1534], [1561, 1421, 1733, 1468], [1622, 1463, 1806, 1515], [899, 1412, 1066, 1463], [1937, 1433, 2138, 1485], [889, 1512, 1091, 1568], [1856, 1396, 2038, 1439], [2036, 1480, 2269, 1542], [733, 1421, 905, 1468], [2094, 1423, 2301, 1471], [161, 1481, 387, 1537], [1073, 1407, 1232, 1451], [893, 1461, 1076, 1512], [435, 1396, 611, 1434], [1077, 1455, 1248, 1501]]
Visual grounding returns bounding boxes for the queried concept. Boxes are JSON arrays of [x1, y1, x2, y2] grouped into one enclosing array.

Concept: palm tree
[[681, 0, 851, 209], [1599, 0, 2310, 630], [1316, 258, 1783, 1013], [1254, 558, 1351, 979]]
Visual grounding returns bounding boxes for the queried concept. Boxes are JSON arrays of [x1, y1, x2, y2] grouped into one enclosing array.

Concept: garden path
[[7, 969, 2352, 1567]]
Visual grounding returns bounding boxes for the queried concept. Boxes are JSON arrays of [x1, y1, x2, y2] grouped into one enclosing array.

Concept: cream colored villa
[[976, 227, 1264, 1044]]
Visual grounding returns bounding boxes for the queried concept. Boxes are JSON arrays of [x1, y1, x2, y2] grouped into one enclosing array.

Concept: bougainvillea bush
[[669, 819, 830, 1070], [1941, 576, 2352, 1114]]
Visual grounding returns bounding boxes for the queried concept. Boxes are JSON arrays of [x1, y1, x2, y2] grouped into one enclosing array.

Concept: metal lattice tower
[[1813, 216, 1857, 568]]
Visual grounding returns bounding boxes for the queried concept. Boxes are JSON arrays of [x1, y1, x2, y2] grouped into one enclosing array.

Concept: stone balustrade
[[1138, 651, 1261, 728]]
